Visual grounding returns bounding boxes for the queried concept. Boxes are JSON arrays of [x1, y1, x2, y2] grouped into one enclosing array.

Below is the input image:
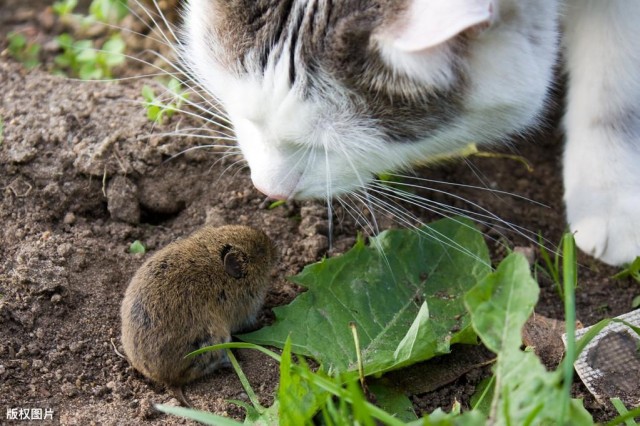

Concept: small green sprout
[[52, 0, 78, 17], [89, 0, 129, 24], [268, 200, 286, 209], [7, 32, 41, 69], [129, 240, 146, 254], [536, 232, 579, 301], [142, 77, 190, 123], [0, 116, 4, 146], [55, 33, 125, 79], [612, 256, 640, 308], [613, 256, 640, 283]]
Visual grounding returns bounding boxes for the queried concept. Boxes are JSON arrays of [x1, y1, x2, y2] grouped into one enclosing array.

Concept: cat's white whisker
[[387, 172, 549, 208], [324, 144, 334, 248], [162, 145, 240, 163], [371, 179, 547, 249], [371, 182, 518, 235], [352, 189, 492, 268], [139, 129, 235, 141], [367, 183, 513, 248]]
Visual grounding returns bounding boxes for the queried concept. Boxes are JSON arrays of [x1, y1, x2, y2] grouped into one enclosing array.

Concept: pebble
[[69, 341, 84, 353], [106, 176, 141, 224], [61, 382, 77, 397], [302, 235, 329, 259], [63, 212, 76, 225]]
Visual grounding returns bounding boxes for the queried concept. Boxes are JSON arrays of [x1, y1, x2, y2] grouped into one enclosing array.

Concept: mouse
[[120, 224, 277, 406]]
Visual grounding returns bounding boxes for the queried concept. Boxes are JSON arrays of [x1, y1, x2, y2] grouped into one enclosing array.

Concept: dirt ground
[[1, 4, 638, 425]]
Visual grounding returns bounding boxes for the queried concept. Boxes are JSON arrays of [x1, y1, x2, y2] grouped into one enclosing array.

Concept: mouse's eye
[[221, 245, 247, 279]]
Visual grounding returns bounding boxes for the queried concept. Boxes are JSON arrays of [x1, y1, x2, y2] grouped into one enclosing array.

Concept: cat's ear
[[381, 0, 495, 52]]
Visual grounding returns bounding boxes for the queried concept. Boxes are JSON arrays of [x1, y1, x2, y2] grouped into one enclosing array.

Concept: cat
[[180, 0, 640, 266]]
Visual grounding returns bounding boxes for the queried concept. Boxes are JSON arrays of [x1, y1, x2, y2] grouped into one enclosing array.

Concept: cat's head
[[183, 0, 557, 200]]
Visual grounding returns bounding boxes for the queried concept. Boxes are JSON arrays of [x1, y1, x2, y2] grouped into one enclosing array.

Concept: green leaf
[[613, 256, 640, 282], [8, 33, 27, 51], [470, 376, 494, 416], [129, 240, 146, 254], [79, 64, 102, 80], [76, 47, 98, 63], [102, 36, 125, 66], [146, 105, 161, 122], [241, 217, 491, 376], [89, 0, 129, 23], [609, 398, 638, 426], [368, 382, 418, 423], [155, 405, 243, 426], [52, 0, 77, 16], [464, 253, 538, 353], [392, 302, 437, 364], [278, 337, 328, 426], [7, 32, 40, 69], [55, 33, 74, 48], [167, 77, 182, 95], [141, 85, 156, 102], [405, 408, 486, 426], [465, 253, 593, 425], [74, 39, 93, 51]]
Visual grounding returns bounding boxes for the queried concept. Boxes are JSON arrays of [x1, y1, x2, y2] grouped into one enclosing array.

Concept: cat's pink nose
[[250, 170, 301, 201], [253, 182, 290, 201]]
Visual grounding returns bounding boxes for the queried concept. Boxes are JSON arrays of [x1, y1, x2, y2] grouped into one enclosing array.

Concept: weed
[[142, 78, 190, 123], [129, 240, 145, 254], [54, 33, 125, 79], [610, 398, 638, 426], [6, 32, 41, 69], [537, 232, 578, 301], [89, 0, 129, 24], [159, 340, 412, 425], [0, 116, 4, 146], [613, 257, 640, 308], [52, 0, 78, 18], [268, 200, 286, 209], [613, 257, 640, 283]]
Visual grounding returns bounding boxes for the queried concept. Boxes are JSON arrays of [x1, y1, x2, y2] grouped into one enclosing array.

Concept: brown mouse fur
[[120, 225, 277, 405]]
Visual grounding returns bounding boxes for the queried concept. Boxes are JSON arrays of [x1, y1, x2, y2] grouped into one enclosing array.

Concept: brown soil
[[1, 4, 638, 425]]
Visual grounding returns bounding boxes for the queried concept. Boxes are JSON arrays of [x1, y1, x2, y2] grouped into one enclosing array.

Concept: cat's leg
[[562, 0, 640, 265]]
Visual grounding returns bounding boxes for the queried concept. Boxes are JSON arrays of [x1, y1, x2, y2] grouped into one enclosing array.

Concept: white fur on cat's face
[[184, 0, 559, 200], [183, 0, 640, 266]]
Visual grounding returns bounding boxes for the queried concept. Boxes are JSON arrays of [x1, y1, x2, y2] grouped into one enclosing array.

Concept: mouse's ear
[[377, 0, 495, 52], [223, 248, 247, 279]]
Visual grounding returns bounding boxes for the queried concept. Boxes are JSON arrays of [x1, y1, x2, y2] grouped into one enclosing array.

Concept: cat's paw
[[566, 189, 640, 266]]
